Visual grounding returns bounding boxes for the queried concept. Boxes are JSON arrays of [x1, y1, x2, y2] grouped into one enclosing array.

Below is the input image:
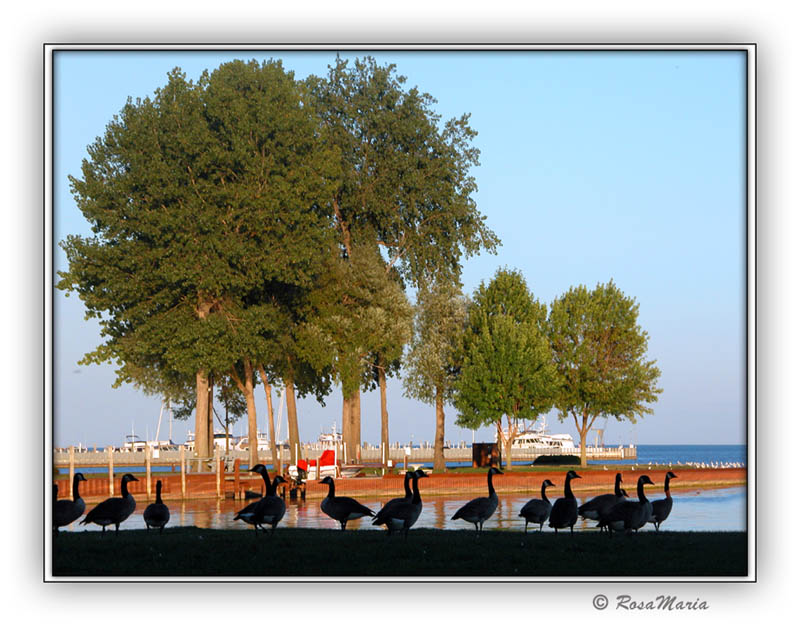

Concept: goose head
[[319, 476, 335, 486], [249, 464, 269, 475], [666, 471, 677, 480], [121, 473, 138, 484], [75, 472, 87, 482], [542, 479, 556, 489], [639, 475, 655, 486], [414, 468, 428, 479], [273, 475, 288, 486], [566, 470, 581, 481]]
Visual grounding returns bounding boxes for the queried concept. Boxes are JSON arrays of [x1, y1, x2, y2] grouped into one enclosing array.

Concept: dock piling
[[180, 445, 186, 498]]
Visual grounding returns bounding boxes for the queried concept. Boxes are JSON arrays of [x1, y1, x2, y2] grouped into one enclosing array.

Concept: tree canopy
[[58, 59, 337, 460], [454, 269, 557, 468], [548, 280, 663, 466]]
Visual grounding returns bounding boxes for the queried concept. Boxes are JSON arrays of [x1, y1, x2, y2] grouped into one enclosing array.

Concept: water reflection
[[63, 486, 745, 533]]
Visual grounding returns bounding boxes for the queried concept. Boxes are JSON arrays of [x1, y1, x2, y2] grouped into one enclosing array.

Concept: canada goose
[[53, 472, 88, 532], [319, 476, 375, 530], [81, 473, 138, 534], [578, 472, 626, 524], [452, 467, 503, 534], [599, 474, 655, 535], [253, 475, 289, 534], [372, 470, 427, 538], [650, 471, 677, 531], [143, 479, 170, 533], [548, 470, 581, 534], [519, 479, 556, 533], [233, 464, 274, 532]]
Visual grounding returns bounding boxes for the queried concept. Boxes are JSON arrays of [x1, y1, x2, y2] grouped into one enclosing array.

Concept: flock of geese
[[52, 466, 678, 537]]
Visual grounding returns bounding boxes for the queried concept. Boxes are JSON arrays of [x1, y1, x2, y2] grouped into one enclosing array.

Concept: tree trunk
[[379, 365, 389, 469], [341, 392, 351, 462], [207, 375, 214, 459], [195, 371, 210, 464], [258, 365, 280, 473], [285, 376, 300, 466], [433, 387, 446, 473], [352, 389, 361, 462], [243, 360, 259, 470]]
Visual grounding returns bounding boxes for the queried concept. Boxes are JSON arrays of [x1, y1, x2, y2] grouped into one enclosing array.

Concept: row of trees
[[407, 270, 662, 469], [58, 57, 661, 471], [57, 57, 498, 469]]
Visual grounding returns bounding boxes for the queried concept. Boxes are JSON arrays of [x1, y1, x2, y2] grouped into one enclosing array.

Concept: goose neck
[[565, 475, 575, 499], [664, 474, 672, 493], [155, 481, 163, 504], [637, 479, 649, 503], [540, 482, 550, 502], [487, 470, 496, 497], [411, 475, 422, 503], [121, 477, 130, 498], [326, 480, 336, 499], [72, 474, 82, 501], [403, 473, 413, 498], [614, 474, 623, 497]]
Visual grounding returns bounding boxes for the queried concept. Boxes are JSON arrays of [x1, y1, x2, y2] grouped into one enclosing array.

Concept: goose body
[[519, 479, 555, 533], [578, 472, 626, 521], [452, 467, 503, 533], [253, 476, 288, 533], [650, 471, 677, 531], [234, 464, 274, 532], [548, 470, 582, 534], [319, 476, 375, 530], [81, 473, 138, 534], [143, 479, 170, 533], [373, 470, 421, 533], [53, 473, 88, 532], [372, 470, 426, 537], [599, 474, 655, 535]]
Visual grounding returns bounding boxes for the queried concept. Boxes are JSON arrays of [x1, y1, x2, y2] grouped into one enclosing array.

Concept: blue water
[[587, 444, 746, 467]]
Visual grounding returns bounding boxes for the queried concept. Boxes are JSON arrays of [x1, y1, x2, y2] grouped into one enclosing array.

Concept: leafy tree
[[58, 60, 336, 464], [454, 269, 557, 469], [304, 56, 499, 451], [299, 246, 411, 462], [403, 281, 467, 472], [548, 280, 663, 467]]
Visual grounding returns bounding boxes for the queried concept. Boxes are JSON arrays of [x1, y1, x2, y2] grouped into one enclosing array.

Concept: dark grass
[[52, 527, 747, 577]]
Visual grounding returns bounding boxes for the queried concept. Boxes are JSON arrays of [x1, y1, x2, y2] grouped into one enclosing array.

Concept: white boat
[[318, 423, 342, 446], [121, 435, 178, 452], [496, 418, 576, 450]]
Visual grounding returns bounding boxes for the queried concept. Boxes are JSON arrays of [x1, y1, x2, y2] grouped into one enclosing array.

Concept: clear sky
[[52, 48, 747, 448]]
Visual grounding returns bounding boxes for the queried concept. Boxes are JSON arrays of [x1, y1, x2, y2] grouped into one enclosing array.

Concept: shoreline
[[54, 466, 746, 504]]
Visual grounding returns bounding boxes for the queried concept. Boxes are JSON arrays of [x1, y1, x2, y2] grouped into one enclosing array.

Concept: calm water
[[588, 444, 746, 467], [61, 485, 745, 534]]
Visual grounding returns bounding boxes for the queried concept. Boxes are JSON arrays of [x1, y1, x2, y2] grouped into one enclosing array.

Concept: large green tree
[[305, 56, 499, 451], [548, 280, 663, 467], [299, 245, 411, 462], [403, 281, 468, 473], [58, 60, 335, 465], [454, 269, 557, 469]]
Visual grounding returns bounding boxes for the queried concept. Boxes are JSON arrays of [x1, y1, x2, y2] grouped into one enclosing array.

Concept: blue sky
[[53, 48, 747, 448]]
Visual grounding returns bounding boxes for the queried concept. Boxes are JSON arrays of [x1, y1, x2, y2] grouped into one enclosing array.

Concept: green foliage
[[305, 56, 499, 286], [403, 281, 468, 404], [454, 269, 557, 431], [299, 245, 412, 395], [58, 60, 336, 397], [548, 280, 663, 429]]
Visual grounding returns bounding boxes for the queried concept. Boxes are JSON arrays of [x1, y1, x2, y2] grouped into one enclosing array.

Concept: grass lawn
[[52, 527, 747, 577]]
